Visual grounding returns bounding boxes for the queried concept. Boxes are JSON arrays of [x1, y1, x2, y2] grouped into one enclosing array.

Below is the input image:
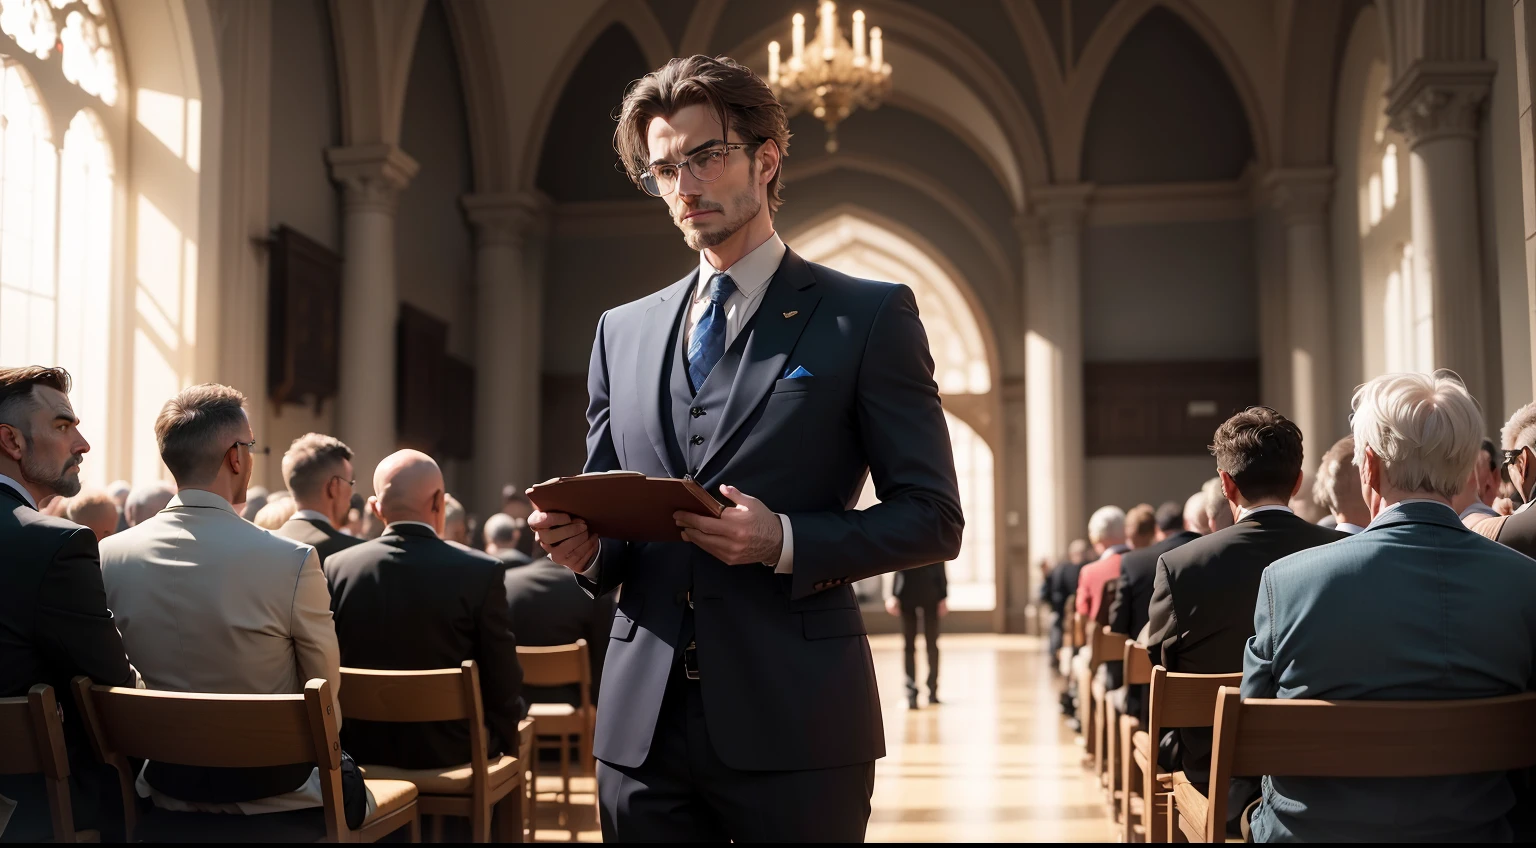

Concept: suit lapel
[[0, 482, 31, 511], [636, 272, 696, 478], [698, 249, 822, 478]]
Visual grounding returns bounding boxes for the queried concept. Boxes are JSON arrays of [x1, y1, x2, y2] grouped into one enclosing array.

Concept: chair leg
[[428, 813, 445, 843], [407, 808, 421, 843], [497, 779, 526, 843], [1167, 794, 1187, 843], [1121, 722, 1137, 842]]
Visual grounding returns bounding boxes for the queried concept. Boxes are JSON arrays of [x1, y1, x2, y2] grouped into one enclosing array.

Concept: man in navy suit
[[1243, 371, 1536, 842], [530, 55, 964, 842]]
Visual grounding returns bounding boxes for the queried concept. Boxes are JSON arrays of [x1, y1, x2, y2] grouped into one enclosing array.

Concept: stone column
[[326, 144, 418, 493], [1021, 184, 1090, 571], [1388, 63, 1494, 407], [1266, 168, 1336, 462], [1516, 1, 1536, 397], [462, 192, 546, 516]]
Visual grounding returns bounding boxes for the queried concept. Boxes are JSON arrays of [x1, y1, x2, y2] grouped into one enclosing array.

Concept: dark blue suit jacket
[[1243, 501, 1536, 842], [576, 248, 964, 771]]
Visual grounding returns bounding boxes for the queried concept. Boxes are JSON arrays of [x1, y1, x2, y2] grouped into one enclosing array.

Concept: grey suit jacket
[[1243, 501, 1536, 842]]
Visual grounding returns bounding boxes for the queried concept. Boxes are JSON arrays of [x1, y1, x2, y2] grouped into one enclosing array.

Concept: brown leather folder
[[526, 472, 724, 543]]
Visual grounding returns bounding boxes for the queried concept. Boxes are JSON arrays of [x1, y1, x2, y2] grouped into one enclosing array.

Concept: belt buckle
[[683, 640, 700, 680]]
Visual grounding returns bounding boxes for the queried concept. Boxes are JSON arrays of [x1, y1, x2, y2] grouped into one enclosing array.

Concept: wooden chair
[[339, 661, 527, 842], [1174, 688, 1536, 842], [1127, 667, 1243, 843], [1117, 640, 1153, 841], [71, 676, 419, 843], [0, 684, 93, 842], [1083, 625, 1123, 771], [515, 718, 536, 840], [518, 641, 595, 841]]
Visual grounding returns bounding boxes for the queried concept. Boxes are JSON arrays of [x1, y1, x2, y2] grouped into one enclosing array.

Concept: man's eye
[[703, 150, 725, 162], [656, 166, 678, 179]]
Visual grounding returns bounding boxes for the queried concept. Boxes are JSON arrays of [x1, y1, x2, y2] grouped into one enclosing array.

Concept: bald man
[[323, 450, 527, 769]]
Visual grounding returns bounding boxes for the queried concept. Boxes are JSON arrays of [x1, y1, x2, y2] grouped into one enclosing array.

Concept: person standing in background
[[886, 562, 948, 710]]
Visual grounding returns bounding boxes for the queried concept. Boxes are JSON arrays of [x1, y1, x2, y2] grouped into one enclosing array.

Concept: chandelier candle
[[767, 3, 893, 153]]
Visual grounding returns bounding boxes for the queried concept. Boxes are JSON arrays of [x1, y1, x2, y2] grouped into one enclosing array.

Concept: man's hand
[[674, 485, 783, 565], [530, 509, 598, 572], [938, 600, 949, 618], [884, 596, 900, 616]]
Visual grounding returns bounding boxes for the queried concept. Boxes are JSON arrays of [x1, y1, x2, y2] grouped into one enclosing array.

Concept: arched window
[[55, 110, 113, 472], [0, 60, 59, 368]]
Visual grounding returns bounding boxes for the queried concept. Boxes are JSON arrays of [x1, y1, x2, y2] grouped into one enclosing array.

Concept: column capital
[[1385, 61, 1495, 148], [326, 144, 419, 212], [461, 191, 550, 248], [1012, 214, 1048, 248], [1263, 167, 1334, 225], [1031, 183, 1093, 236]]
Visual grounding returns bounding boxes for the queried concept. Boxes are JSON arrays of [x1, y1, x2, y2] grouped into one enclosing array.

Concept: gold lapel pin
[[783, 310, 799, 318]]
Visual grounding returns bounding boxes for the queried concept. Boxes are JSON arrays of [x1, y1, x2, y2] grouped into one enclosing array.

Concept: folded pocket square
[[784, 366, 813, 379]]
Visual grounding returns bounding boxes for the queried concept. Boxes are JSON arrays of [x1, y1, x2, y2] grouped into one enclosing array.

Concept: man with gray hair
[[483, 512, 531, 568], [1074, 505, 1127, 624], [124, 480, 175, 527], [1478, 404, 1536, 552], [1242, 372, 1536, 842], [1183, 491, 1210, 535], [274, 432, 362, 563], [1201, 476, 1233, 532], [1314, 436, 1371, 534]]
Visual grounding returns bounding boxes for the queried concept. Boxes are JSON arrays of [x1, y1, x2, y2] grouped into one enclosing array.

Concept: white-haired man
[[1074, 505, 1127, 625], [1201, 476, 1233, 532], [1315, 436, 1371, 534], [1478, 404, 1536, 550], [1242, 372, 1536, 842]]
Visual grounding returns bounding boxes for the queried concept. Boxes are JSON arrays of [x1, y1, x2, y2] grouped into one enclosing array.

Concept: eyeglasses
[[332, 475, 355, 488], [229, 439, 269, 456], [636, 142, 763, 197], [1504, 448, 1527, 467]]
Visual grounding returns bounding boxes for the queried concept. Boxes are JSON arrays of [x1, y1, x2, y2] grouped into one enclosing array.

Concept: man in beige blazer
[[100, 384, 353, 826]]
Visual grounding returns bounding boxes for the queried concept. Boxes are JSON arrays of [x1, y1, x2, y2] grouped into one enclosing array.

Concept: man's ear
[[758, 139, 781, 185], [0, 423, 24, 462], [368, 495, 384, 524], [1289, 469, 1304, 501]]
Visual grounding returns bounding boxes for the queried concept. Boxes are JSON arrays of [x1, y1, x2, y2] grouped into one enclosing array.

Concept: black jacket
[[1041, 559, 1084, 618], [274, 515, 364, 563], [1147, 510, 1344, 782], [503, 558, 613, 704], [892, 562, 948, 607], [1110, 530, 1199, 640], [325, 524, 527, 769]]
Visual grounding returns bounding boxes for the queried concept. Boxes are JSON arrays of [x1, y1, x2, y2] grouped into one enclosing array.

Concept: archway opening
[[790, 212, 998, 611]]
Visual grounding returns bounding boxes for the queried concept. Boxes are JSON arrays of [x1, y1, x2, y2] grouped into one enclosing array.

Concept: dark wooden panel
[[1084, 360, 1260, 457], [396, 305, 448, 453], [267, 226, 342, 411], [439, 357, 475, 460]]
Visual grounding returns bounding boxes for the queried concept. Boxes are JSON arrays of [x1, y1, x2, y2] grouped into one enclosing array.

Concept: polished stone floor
[[531, 632, 1112, 842]]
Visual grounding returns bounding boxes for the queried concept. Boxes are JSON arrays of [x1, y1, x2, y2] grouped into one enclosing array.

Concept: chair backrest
[[1205, 687, 1536, 835], [517, 641, 592, 709], [1088, 626, 1124, 669], [0, 684, 67, 778], [1070, 611, 1086, 649], [339, 662, 479, 723], [1145, 666, 1244, 754], [1123, 641, 1153, 687], [74, 676, 345, 841]]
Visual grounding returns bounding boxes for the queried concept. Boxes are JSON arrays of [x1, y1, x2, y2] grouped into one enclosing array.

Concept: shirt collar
[[1458, 502, 1499, 520], [292, 509, 333, 527], [1102, 543, 1130, 558], [386, 520, 439, 538], [1237, 504, 1293, 521], [1381, 498, 1456, 516], [695, 232, 786, 302], [1336, 522, 1368, 535], [168, 488, 237, 514], [0, 473, 38, 509]]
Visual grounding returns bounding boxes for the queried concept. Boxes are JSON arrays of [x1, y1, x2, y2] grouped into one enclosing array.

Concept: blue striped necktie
[[688, 272, 737, 391]]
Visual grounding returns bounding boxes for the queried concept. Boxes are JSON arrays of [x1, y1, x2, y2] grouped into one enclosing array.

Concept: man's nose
[[676, 166, 704, 198], [76, 432, 91, 455]]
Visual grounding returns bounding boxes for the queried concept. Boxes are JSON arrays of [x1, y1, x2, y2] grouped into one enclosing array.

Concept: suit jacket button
[[690, 435, 705, 446], [691, 407, 705, 417]]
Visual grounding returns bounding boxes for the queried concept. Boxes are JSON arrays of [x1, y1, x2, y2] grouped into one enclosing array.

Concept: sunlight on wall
[[793, 213, 997, 610], [136, 87, 200, 172], [131, 193, 194, 483], [56, 111, 113, 487]]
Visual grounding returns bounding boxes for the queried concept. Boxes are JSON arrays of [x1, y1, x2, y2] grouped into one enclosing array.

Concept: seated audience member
[[504, 554, 615, 706], [124, 480, 175, 527], [442, 493, 471, 548], [106, 479, 130, 533], [0, 366, 135, 840], [1146, 407, 1344, 836], [1109, 500, 1200, 719], [484, 512, 532, 568], [501, 486, 537, 558], [1315, 436, 1371, 534], [252, 497, 296, 531], [274, 433, 363, 563], [1460, 438, 1502, 526], [1244, 372, 1536, 842], [1074, 505, 1128, 625], [1183, 491, 1210, 536], [1482, 404, 1536, 549], [1287, 473, 1329, 524], [326, 450, 526, 769], [240, 485, 270, 522], [1201, 476, 1233, 532], [66, 488, 120, 541], [1042, 538, 1091, 665], [100, 384, 355, 823], [343, 492, 367, 537]]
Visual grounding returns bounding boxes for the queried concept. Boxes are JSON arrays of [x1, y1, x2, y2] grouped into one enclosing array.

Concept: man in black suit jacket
[[326, 450, 526, 769], [1145, 407, 1345, 835], [1109, 500, 1201, 720], [503, 556, 614, 705], [0, 366, 135, 839], [887, 563, 948, 709], [531, 57, 963, 842], [484, 512, 532, 568], [273, 433, 363, 563]]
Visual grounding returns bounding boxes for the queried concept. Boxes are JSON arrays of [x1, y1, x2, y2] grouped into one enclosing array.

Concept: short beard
[[23, 449, 82, 498], [679, 171, 765, 251]]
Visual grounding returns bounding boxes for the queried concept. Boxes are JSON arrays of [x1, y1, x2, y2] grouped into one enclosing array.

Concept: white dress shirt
[[0, 473, 38, 509], [1236, 504, 1293, 521], [291, 509, 333, 526]]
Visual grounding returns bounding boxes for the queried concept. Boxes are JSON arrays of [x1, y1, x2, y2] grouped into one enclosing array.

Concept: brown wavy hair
[[614, 55, 791, 213]]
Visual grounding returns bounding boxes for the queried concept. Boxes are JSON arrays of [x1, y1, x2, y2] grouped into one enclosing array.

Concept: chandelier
[[767, 2, 892, 153]]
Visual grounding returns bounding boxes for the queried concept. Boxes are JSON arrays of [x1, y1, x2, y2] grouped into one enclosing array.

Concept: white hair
[[1502, 402, 1536, 451], [1350, 371, 1483, 500], [1201, 477, 1225, 520], [125, 480, 176, 526], [1087, 505, 1126, 545], [1183, 491, 1209, 533]]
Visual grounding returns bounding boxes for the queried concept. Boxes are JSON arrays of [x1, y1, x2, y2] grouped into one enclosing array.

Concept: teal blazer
[[1242, 501, 1536, 842]]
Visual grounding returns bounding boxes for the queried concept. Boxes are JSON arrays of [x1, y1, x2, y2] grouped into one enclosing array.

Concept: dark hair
[[1126, 503, 1157, 541], [1154, 501, 1183, 533], [0, 366, 71, 431], [614, 55, 791, 212], [1481, 437, 1498, 473], [501, 485, 532, 508], [1210, 407, 1304, 503], [154, 384, 248, 485]]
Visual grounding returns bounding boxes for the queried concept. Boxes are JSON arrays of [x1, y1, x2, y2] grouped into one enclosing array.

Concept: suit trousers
[[899, 602, 940, 698], [596, 660, 875, 842]]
